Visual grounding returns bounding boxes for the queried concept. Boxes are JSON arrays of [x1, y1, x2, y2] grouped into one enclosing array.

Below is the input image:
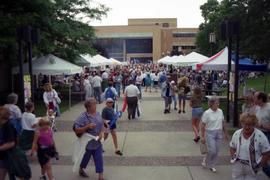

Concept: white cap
[[106, 98, 114, 103]]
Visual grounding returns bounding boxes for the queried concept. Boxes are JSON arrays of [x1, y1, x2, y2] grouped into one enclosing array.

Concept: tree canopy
[[196, 0, 270, 61], [0, 0, 109, 65]]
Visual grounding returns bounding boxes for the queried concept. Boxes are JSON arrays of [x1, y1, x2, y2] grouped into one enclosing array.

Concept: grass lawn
[[220, 73, 270, 96], [34, 99, 74, 117], [202, 74, 270, 134]]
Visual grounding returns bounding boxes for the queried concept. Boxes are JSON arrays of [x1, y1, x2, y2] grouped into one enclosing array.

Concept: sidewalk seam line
[[187, 166, 194, 180]]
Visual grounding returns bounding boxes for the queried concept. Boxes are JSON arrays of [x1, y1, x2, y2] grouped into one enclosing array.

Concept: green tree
[[196, 0, 270, 61], [0, 0, 109, 65]]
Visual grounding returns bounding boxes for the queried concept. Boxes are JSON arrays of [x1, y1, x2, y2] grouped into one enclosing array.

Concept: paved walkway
[[29, 90, 268, 180]]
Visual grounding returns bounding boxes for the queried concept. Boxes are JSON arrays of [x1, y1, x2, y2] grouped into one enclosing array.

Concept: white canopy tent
[[109, 58, 122, 65], [157, 56, 170, 64], [157, 53, 208, 67], [12, 54, 82, 75], [81, 54, 122, 67], [157, 56, 181, 65], [12, 54, 83, 109], [81, 54, 107, 67], [176, 52, 208, 66], [195, 47, 234, 71]]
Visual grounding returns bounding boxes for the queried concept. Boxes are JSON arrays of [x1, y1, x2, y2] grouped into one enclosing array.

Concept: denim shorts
[[192, 107, 204, 119], [178, 95, 186, 101]]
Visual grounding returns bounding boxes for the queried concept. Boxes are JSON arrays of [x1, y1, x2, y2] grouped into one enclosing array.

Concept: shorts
[[37, 146, 56, 166], [178, 95, 187, 101], [154, 81, 158, 86], [192, 107, 204, 119], [109, 123, 116, 130]]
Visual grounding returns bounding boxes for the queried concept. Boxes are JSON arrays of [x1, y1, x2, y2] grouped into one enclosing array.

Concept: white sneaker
[[201, 161, 207, 168], [201, 157, 206, 168], [209, 167, 217, 172]]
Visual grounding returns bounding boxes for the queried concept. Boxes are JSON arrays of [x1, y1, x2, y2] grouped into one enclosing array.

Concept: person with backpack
[[104, 81, 118, 109]]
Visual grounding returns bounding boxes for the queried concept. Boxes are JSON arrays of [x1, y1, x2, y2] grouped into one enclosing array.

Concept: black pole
[[233, 24, 240, 127], [226, 37, 232, 122], [264, 68, 268, 92], [18, 38, 25, 110], [28, 40, 34, 102]]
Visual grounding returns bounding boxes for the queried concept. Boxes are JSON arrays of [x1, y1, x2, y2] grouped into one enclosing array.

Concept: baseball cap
[[106, 98, 114, 103]]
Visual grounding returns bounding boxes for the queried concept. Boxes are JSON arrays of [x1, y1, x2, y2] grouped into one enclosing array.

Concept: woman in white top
[[83, 75, 93, 100], [43, 83, 61, 116], [230, 113, 270, 180], [201, 97, 228, 172]]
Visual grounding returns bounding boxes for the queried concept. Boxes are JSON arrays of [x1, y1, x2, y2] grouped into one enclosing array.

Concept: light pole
[[209, 32, 216, 55]]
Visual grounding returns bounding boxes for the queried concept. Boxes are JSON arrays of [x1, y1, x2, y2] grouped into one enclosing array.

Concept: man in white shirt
[[101, 70, 109, 92], [124, 80, 140, 120], [92, 73, 103, 103], [254, 91, 270, 177]]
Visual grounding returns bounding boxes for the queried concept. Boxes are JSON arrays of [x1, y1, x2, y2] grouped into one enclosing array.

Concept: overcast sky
[[90, 0, 208, 28]]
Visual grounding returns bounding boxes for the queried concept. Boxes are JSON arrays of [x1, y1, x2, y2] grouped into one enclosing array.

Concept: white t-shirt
[[256, 103, 270, 132], [21, 112, 38, 131], [125, 85, 140, 97], [238, 134, 250, 160], [102, 72, 109, 79], [136, 75, 143, 85], [92, 75, 102, 87], [202, 108, 224, 130]]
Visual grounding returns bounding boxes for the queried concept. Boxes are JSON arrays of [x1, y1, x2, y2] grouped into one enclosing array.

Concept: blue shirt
[[74, 112, 104, 136]]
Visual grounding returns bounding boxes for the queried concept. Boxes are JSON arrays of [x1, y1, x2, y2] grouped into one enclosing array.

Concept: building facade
[[94, 18, 198, 63]]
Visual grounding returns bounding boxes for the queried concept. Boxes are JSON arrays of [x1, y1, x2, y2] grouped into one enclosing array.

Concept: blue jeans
[[93, 87, 101, 103], [136, 84, 142, 99], [171, 95, 177, 109], [115, 83, 121, 97], [80, 145, 103, 173], [205, 129, 223, 168]]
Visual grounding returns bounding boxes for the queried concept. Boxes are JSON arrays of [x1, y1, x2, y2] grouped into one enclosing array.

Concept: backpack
[[105, 87, 115, 100]]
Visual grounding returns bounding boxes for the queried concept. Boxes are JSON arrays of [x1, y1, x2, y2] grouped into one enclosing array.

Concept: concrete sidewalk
[[29, 90, 269, 180]]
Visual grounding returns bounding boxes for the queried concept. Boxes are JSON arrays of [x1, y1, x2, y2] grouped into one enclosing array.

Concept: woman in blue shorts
[[189, 87, 204, 143]]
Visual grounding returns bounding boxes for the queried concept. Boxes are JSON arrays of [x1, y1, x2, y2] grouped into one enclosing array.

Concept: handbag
[[7, 146, 32, 179], [56, 96, 61, 104], [200, 142, 207, 155]]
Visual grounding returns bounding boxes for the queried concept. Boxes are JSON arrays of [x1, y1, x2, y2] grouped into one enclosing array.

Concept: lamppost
[[209, 32, 216, 55]]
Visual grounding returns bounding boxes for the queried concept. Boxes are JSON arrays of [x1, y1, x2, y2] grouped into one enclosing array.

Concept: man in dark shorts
[[102, 98, 123, 156]]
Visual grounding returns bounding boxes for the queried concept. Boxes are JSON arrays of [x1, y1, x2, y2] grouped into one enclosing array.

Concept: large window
[[126, 38, 152, 53], [172, 32, 197, 38], [130, 57, 153, 64], [95, 38, 124, 54]]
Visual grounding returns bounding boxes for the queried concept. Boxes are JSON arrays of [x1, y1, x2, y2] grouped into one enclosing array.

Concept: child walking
[[19, 102, 39, 151], [47, 109, 57, 132], [31, 118, 58, 180]]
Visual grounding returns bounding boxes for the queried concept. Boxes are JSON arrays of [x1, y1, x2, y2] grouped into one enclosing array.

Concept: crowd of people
[[0, 63, 269, 180]]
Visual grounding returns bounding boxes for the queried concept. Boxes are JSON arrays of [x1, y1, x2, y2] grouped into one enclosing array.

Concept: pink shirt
[[38, 129, 53, 147]]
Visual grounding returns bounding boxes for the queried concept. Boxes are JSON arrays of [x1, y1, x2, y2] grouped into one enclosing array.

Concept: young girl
[[47, 109, 57, 132], [31, 118, 58, 180]]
